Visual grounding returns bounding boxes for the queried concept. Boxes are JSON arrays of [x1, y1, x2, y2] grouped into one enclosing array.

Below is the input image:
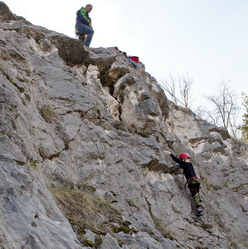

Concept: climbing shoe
[[196, 204, 204, 216]]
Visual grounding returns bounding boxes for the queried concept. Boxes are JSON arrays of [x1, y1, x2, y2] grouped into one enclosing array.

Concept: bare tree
[[160, 74, 178, 105], [194, 106, 218, 125], [160, 75, 241, 138], [179, 75, 193, 108], [160, 74, 194, 108], [202, 81, 241, 138]]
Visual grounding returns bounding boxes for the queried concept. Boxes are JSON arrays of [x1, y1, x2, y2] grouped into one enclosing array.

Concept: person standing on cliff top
[[165, 150, 204, 216], [75, 4, 94, 47]]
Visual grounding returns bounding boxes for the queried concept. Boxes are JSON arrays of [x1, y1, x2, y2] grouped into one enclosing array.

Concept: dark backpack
[[76, 8, 84, 23]]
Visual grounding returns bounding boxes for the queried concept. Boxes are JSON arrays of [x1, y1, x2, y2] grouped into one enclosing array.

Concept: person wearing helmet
[[165, 150, 204, 216]]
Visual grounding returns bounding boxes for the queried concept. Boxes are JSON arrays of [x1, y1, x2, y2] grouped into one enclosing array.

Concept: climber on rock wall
[[165, 151, 204, 216], [75, 4, 94, 47]]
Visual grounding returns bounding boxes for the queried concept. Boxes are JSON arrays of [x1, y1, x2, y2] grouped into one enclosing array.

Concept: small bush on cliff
[[129, 124, 150, 138], [40, 105, 58, 123], [49, 186, 137, 246], [239, 92, 248, 141]]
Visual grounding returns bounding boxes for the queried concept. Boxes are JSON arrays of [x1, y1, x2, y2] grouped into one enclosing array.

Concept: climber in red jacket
[[165, 151, 204, 216]]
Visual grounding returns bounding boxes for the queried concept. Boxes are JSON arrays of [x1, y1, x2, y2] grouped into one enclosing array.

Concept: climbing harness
[[184, 176, 199, 188], [187, 176, 199, 183], [188, 176, 201, 194]]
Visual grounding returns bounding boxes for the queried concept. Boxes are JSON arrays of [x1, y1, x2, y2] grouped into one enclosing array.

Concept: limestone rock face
[[0, 2, 247, 248]]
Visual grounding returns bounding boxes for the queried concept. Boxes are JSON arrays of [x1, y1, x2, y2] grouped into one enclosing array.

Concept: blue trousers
[[75, 22, 94, 47]]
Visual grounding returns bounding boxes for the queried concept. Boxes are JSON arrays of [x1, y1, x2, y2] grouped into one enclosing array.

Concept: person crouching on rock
[[165, 151, 204, 216], [75, 4, 94, 47]]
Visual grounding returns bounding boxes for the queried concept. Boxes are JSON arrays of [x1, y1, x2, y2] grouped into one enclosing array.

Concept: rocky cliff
[[0, 2, 247, 249]]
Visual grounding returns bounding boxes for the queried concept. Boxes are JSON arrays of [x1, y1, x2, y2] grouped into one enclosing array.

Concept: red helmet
[[179, 153, 190, 159]]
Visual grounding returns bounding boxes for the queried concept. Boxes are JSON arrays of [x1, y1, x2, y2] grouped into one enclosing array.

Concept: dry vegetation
[[49, 187, 138, 247]]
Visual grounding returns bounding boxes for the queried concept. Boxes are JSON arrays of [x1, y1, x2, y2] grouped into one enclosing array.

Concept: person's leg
[[75, 22, 84, 37], [188, 180, 202, 208], [83, 25, 94, 47], [75, 23, 94, 46], [192, 192, 202, 207]]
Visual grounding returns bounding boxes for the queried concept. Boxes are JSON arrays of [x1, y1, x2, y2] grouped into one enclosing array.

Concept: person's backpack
[[76, 8, 84, 23]]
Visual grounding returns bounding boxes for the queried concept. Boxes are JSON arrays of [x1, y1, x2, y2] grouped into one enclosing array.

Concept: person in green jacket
[[75, 4, 94, 47]]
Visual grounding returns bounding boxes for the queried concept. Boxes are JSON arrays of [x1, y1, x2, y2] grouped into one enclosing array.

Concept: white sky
[[4, 0, 248, 112]]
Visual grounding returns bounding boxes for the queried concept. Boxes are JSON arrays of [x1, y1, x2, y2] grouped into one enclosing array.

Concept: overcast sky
[[5, 0, 248, 113]]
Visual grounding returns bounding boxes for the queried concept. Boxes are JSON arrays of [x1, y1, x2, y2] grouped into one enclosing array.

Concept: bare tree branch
[[160, 74, 194, 108], [202, 81, 240, 138]]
